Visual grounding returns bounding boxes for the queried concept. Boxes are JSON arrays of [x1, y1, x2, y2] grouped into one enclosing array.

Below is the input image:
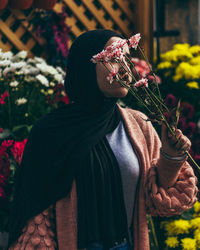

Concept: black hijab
[[8, 30, 129, 249]]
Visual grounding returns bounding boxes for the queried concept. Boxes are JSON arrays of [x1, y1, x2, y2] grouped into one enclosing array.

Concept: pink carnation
[[106, 67, 119, 84], [134, 78, 148, 88], [128, 33, 141, 49]]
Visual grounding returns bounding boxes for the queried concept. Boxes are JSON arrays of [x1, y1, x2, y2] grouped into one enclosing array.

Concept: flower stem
[[124, 54, 140, 79], [138, 45, 162, 100]]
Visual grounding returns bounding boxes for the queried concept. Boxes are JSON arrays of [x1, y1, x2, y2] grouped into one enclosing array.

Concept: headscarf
[[8, 30, 129, 249]]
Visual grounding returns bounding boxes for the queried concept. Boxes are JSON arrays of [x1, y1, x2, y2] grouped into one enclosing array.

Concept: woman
[[8, 30, 198, 250]]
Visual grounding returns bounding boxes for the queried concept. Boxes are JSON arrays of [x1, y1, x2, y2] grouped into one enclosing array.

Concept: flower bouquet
[[91, 34, 200, 173]]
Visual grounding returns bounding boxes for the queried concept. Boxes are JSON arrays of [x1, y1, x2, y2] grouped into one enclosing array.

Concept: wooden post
[[134, 0, 154, 63]]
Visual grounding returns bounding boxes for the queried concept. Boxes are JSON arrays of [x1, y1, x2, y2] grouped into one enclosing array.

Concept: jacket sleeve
[[143, 114, 198, 217], [9, 205, 57, 250]]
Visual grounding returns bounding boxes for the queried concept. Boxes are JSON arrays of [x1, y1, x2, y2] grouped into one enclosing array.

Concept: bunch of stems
[[102, 46, 200, 173]]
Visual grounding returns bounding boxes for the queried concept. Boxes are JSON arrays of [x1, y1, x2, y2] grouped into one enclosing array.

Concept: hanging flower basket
[[33, 0, 57, 9], [9, 0, 34, 9], [0, 0, 8, 9]]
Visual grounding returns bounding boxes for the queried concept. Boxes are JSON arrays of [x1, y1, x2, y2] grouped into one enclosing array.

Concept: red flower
[[10, 139, 27, 165], [181, 103, 195, 120], [61, 95, 70, 104], [178, 117, 187, 131], [164, 94, 177, 109], [0, 128, 3, 133]]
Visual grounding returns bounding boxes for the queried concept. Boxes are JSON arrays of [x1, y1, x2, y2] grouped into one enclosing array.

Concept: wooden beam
[[133, 0, 154, 62]]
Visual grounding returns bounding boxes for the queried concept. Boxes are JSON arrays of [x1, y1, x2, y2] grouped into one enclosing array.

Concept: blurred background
[[0, 1, 200, 249]]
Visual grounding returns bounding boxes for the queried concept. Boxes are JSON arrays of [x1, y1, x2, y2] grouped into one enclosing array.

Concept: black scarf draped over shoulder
[[8, 30, 129, 249]]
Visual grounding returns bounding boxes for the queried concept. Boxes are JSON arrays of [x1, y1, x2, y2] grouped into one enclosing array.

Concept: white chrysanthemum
[[54, 73, 63, 83], [22, 65, 40, 75], [16, 98, 27, 105], [2, 51, 13, 60], [27, 58, 36, 64], [11, 62, 26, 69], [0, 60, 11, 67], [36, 63, 48, 73], [15, 51, 27, 59], [3, 66, 16, 76], [56, 66, 65, 76], [46, 65, 58, 75], [34, 57, 46, 64], [10, 81, 19, 87], [36, 74, 49, 87], [36, 63, 58, 75]]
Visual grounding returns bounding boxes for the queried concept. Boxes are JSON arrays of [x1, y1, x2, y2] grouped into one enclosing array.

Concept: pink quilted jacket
[[9, 107, 198, 250]]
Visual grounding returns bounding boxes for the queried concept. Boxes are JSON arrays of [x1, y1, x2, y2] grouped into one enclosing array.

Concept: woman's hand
[[161, 123, 191, 157]]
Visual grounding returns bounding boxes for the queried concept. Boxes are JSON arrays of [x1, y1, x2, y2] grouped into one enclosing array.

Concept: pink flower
[[1, 140, 13, 149], [128, 33, 141, 49], [0, 91, 10, 105], [106, 39, 127, 52], [134, 78, 148, 88], [106, 67, 118, 84], [0, 186, 5, 199], [10, 139, 27, 165], [0, 128, 3, 133], [91, 50, 107, 63], [147, 75, 162, 84]]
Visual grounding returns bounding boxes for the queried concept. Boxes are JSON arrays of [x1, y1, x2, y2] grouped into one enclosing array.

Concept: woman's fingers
[[168, 129, 191, 153], [168, 129, 182, 145]]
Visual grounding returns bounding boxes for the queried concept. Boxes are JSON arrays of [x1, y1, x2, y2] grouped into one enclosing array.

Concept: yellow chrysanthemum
[[173, 62, 200, 81], [173, 43, 190, 51], [194, 202, 200, 213], [189, 56, 200, 65], [194, 229, 200, 245], [181, 238, 196, 250], [165, 236, 179, 248], [157, 61, 173, 69], [165, 220, 191, 235], [47, 89, 54, 95], [161, 50, 179, 62], [161, 49, 192, 63], [189, 45, 200, 55], [190, 217, 200, 229], [186, 81, 199, 89]]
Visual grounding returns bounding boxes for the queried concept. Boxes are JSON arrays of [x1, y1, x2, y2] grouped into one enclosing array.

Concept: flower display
[[156, 43, 200, 113], [0, 49, 68, 139], [0, 49, 68, 232], [159, 200, 200, 249]]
